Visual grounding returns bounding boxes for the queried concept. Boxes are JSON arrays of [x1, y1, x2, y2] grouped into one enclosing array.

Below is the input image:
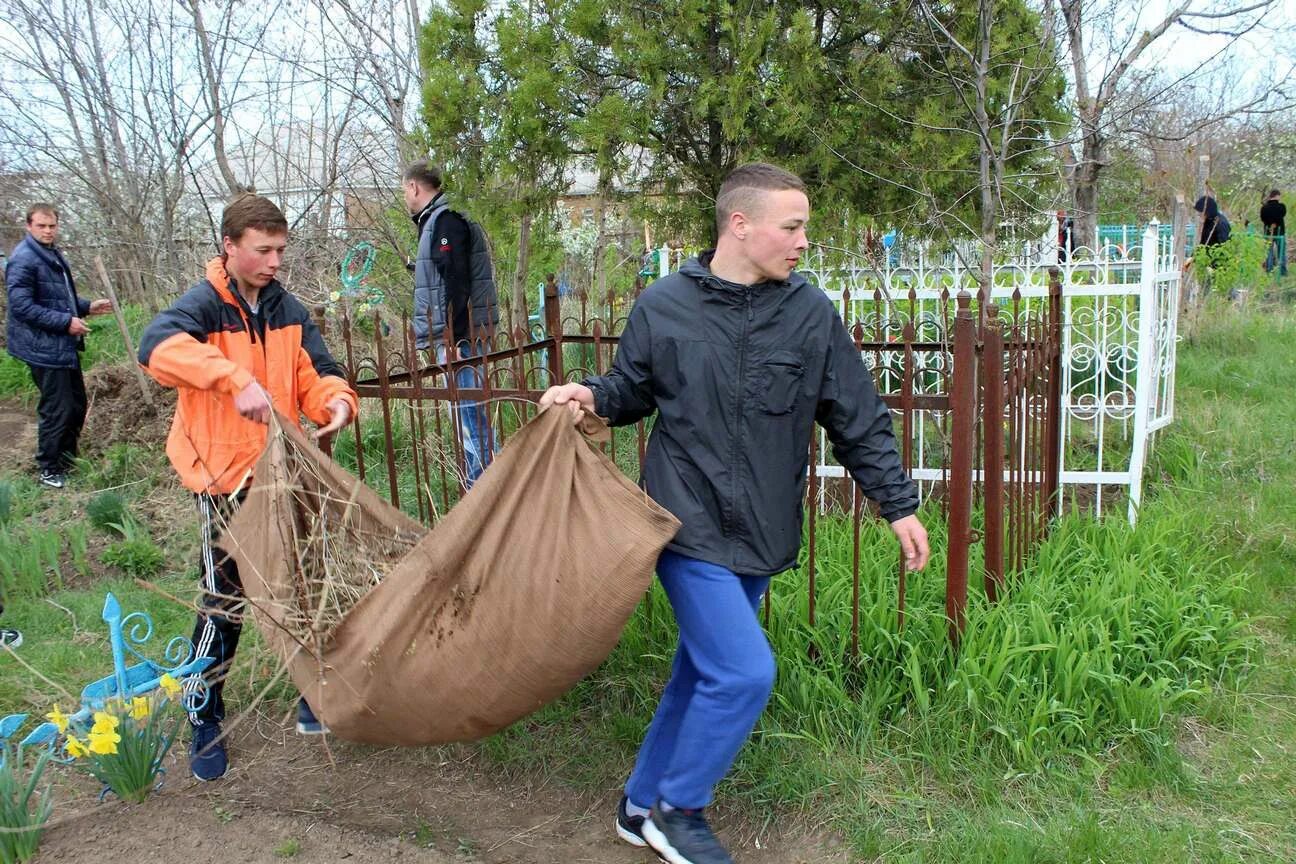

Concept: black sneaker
[[38, 472, 65, 489], [642, 805, 734, 864], [615, 795, 648, 848], [296, 698, 329, 735], [0, 628, 22, 650], [189, 721, 228, 781]]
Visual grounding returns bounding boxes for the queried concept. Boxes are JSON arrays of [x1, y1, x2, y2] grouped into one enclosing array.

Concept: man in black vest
[[404, 160, 499, 486]]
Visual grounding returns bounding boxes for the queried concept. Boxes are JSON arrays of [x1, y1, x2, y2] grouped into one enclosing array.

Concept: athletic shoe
[[296, 699, 329, 735], [615, 795, 649, 847], [0, 628, 22, 650], [643, 805, 734, 864], [190, 721, 227, 781], [38, 472, 65, 489]]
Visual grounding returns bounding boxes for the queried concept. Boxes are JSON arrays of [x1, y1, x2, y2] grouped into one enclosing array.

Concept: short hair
[[403, 159, 443, 191], [221, 193, 288, 242], [26, 203, 58, 224], [716, 163, 805, 235], [1270, 189, 1281, 198]]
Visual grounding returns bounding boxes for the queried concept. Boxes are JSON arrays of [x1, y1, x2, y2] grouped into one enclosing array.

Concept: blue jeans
[[1265, 236, 1288, 277], [436, 342, 495, 487], [625, 550, 775, 810]]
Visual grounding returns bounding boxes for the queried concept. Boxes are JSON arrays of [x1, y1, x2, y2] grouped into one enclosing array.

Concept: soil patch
[[82, 364, 174, 457], [0, 399, 35, 473], [36, 712, 849, 863]]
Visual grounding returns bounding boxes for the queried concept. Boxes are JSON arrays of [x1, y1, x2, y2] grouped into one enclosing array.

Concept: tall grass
[[0, 526, 63, 602], [477, 497, 1253, 810]]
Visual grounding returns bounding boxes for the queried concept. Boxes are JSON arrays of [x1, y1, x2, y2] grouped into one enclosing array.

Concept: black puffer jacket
[[584, 253, 918, 577]]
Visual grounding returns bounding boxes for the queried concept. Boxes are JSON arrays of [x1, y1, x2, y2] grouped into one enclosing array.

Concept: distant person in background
[[1261, 189, 1287, 277], [4, 204, 113, 489], [1056, 210, 1075, 263], [1194, 194, 1231, 248], [403, 159, 499, 487]]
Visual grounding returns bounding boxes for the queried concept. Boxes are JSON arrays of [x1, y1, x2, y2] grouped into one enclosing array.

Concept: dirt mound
[[82, 363, 174, 456]]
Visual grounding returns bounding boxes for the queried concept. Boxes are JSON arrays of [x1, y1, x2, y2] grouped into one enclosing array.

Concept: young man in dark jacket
[[541, 163, 929, 864], [403, 159, 499, 486], [1261, 189, 1286, 277], [4, 204, 113, 488]]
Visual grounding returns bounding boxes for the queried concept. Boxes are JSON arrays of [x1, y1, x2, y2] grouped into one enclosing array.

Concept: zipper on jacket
[[728, 287, 754, 562], [228, 280, 261, 346]]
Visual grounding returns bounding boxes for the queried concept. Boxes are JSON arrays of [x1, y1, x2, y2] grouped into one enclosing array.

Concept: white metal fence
[[800, 222, 1180, 523]]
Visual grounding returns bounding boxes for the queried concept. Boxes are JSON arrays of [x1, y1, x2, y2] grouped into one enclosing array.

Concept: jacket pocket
[[758, 351, 805, 415]]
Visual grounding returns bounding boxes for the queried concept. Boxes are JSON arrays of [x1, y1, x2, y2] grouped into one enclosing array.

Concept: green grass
[[0, 293, 1292, 861], [0, 524, 65, 603]]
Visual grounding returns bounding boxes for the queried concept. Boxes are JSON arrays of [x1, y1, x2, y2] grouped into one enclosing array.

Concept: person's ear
[[730, 211, 748, 241]]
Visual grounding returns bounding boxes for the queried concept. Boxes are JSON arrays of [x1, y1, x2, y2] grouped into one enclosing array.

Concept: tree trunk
[[512, 210, 532, 333], [1071, 127, 1102, 250], [592, 163, 613, 301]]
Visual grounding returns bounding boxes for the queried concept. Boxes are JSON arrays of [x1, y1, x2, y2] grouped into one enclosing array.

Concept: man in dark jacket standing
[[541, 163, 929, 864], [5, 204, 112, 488], [1261, 189, 1286, 277], [403, 159, 500, 486]]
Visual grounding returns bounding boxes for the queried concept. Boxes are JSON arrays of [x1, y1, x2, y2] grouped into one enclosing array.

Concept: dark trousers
[[28, 362, 87, 474], [186, 491, 247, 727]]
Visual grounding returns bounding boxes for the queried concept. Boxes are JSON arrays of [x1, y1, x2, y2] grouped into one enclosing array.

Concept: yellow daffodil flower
[[65, 736, 89, 758], [87, 728, 121, 756], [158, 674, 182, 699], [130, 697, 150, 721], [45, 705, 69, 733], [91, 711, 120, 735]]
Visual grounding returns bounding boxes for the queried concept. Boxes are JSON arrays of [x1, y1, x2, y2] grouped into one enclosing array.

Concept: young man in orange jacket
[[139, 193, 357, 781]]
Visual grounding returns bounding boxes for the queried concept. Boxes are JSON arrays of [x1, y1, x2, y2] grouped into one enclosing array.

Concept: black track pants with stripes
[[186, 491, 247, 727]]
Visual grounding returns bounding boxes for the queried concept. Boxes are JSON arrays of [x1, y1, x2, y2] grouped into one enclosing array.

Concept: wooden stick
[[93, 255, 154, 406]]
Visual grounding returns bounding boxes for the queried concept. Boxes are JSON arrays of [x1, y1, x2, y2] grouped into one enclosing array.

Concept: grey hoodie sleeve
[[582, 301, 656, 426], [815, 317, 919, 522]]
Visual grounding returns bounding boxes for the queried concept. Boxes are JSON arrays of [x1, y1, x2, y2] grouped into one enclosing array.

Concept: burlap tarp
[[225, 408, 679, 746]]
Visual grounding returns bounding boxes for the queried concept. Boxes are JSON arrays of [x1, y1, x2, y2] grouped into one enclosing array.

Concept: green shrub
[[1194, 233, 1267, 298], [85, 492, 129, 534], [100, 519, 164, 578]]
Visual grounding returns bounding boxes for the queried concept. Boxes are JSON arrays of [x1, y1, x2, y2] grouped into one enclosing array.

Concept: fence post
[[1126, 221, 1159, 525], [981, 304, 1004, 602], [1045, 268, 1064, 519], [544, 273, 562, 386], [339, 309, 366, 483], [372, 312, 400, 509], [946, 292, 977, 646]]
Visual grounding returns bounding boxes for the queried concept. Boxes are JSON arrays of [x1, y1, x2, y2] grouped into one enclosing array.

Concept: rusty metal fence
[[330, 270, 1064, 646]]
